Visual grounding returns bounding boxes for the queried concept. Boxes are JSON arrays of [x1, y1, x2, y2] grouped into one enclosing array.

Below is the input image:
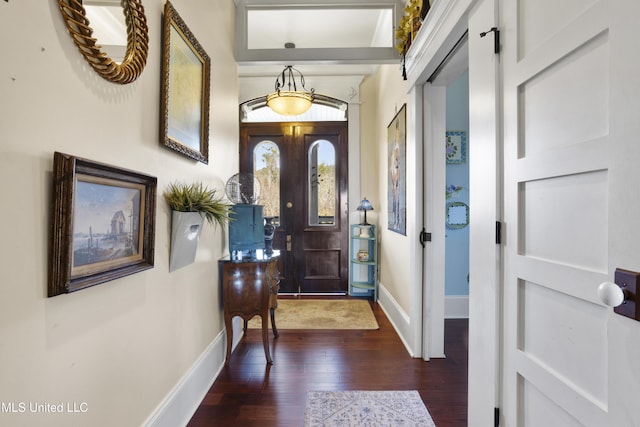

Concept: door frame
[[405, 0, 500, 425]]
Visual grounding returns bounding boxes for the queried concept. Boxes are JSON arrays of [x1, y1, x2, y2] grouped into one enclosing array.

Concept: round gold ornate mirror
[[58, 0, 149, 84]]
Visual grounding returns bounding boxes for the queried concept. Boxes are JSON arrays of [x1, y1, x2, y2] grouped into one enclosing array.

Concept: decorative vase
[[264, 217, 275, 254], [169, 211, 204, 272], [357, 249, 369, 262]]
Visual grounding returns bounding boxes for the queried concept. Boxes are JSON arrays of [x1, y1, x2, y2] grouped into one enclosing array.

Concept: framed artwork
[[160, 1, 210, 164], [446, 130, 466, 164], [446, 201, 469, 229], [48, 152, 157, 297], [387, 104, 406, 235]]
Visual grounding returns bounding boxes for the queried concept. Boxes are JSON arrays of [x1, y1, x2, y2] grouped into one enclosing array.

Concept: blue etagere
[[349, 224, 378, 301]]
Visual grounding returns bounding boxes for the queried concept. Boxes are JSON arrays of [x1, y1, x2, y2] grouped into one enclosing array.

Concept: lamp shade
[[266, 91, 313, 116], [357, 197, 373, 212]]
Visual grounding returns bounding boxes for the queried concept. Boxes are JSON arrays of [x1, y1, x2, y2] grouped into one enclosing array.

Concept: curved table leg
[[261, 313, 273, 364], [270, 307, 279, 338]]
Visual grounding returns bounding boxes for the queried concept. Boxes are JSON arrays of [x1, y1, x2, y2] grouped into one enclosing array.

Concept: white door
[[501, 0, 640, 425]]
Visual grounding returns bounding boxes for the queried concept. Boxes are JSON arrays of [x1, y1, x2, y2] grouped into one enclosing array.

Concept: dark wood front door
[[240, 122, 348, 294]]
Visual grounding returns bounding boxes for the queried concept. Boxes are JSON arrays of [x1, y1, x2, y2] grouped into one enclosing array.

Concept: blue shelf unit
[[349, 224, 378, 301]]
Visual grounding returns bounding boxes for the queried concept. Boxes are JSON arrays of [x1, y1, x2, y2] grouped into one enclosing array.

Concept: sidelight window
[[253, 140, 280, 226], [308, 139, 335, 226]]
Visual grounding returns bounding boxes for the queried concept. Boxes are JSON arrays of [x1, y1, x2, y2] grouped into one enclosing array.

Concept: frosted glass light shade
[[266, 91, 313, 116]]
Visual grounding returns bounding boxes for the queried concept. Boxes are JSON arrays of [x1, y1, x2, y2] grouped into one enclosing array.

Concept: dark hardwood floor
[[188, 297, 468, 426]]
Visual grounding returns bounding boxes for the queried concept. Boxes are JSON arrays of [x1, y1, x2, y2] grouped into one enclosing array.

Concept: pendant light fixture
[[266, 65, 315, 116]]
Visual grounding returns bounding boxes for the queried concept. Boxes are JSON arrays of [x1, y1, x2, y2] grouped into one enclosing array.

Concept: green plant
[[163, 181, 232, 228]]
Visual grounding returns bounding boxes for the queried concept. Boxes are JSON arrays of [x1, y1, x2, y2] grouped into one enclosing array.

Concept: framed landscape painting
[[48, 152, 157, 296]]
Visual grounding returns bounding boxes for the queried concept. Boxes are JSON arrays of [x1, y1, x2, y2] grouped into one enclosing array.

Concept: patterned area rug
[[304, 390, 436, 427], [247, 299, 379, 330]]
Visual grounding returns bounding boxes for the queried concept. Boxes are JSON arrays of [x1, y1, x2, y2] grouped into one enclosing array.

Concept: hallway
[[188, 298, 468, 426]]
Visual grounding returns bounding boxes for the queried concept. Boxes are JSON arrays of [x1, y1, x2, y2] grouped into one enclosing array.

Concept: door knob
[[597, 281, 625, 307], [598, 268, 639, 321]]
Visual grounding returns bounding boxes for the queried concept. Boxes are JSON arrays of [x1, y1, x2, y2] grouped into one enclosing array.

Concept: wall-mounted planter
[[169, 211, 204, 271]]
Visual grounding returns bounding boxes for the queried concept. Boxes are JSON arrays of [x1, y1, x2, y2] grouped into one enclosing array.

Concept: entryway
[[239, 121, 349, 294]]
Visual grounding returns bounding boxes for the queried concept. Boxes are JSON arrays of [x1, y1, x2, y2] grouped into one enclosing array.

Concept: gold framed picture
[[160, 1, 210, 163]]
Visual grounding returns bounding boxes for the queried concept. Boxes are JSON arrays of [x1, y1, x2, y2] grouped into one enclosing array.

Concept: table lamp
[[357, 197, 374, 237]]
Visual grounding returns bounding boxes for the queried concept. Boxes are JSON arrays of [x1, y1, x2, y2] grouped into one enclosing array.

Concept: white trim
[[422, 84, 447, 361], [405, 0, 475, 87], [143, 318, 244, 427], [467, 0, 500, 425], [377, 282, 415, 357], [408, 86, 426, 360], [348, 102, 362, 225], [444, 295, 469, 318], [377, 282, 447, 359]]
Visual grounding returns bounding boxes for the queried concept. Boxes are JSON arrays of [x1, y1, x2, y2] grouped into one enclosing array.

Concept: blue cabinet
[[349, 224, 378, 301], [228, 204, 264, 255]]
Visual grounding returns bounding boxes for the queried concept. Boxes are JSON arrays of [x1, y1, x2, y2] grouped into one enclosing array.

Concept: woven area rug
[[303, 390, 436, 427], [247, 299, 379, 330]]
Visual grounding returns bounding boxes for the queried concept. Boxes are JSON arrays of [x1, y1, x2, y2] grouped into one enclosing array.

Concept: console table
[[219, 251, 280, 365]]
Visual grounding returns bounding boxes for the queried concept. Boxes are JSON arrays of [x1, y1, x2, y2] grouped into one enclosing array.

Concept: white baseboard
[[445, 295, 469, 319], [377, 283, 415, 357], [143, 318, 244, 427]]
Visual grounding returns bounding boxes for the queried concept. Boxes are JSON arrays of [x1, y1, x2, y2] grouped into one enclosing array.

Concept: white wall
[[360, 66, 417, 323], [0, 1, 237, 426]]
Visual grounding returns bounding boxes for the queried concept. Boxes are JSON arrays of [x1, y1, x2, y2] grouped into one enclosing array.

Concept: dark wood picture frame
[[160, 1, 210, 164], [48, 152, 157, 297], [387, 104, 407, 235]]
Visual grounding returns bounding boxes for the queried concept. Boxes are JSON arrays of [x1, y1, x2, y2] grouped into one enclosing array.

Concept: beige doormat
[[303, 390, 436, 426], [247, 299, 379, 330]]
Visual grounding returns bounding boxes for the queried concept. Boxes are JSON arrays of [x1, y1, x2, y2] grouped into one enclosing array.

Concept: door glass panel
[[254, 141, 280, 226], [308, 139, 335, 225]]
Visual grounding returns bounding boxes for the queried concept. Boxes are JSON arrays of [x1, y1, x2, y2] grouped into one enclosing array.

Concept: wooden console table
[[219, 251, 280, 365]]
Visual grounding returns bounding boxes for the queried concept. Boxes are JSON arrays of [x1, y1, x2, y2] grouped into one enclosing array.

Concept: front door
[[501, 0, 640, 425], [240, 122, 349, 294]]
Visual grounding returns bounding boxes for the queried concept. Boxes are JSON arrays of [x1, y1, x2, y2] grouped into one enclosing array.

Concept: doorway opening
[[421, 34, 469, 360], [239, 97, 350, 295], [444, 70, 470, 320]]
